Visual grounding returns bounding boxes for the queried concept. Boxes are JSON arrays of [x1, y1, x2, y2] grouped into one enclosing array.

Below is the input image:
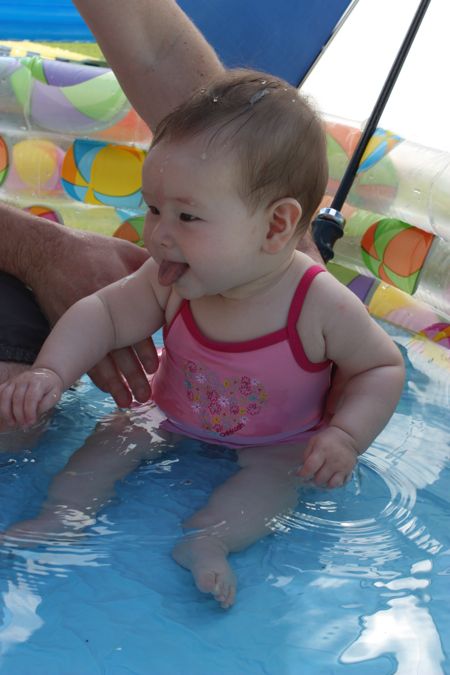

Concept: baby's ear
[[263, 198, 302, 253]]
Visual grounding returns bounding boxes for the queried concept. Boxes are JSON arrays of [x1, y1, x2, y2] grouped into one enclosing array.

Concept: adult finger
[[133, 338, 159, 374], [0, 382, 15, 427], [88, 354, 132, 408], [109, 347, 152, 403]]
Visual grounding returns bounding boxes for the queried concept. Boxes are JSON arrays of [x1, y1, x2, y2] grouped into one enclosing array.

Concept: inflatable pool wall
[[1, 53, 449, 350]]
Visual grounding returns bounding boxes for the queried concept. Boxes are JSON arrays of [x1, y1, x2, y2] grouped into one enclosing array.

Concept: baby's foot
[[172, 535, 237, 609]]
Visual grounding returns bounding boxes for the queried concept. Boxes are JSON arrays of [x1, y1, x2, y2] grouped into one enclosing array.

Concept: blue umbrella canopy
[[0, 0, 353, 85]]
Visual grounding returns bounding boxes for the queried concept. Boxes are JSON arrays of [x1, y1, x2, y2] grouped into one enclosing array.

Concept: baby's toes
[[195, 569, 219, 595]]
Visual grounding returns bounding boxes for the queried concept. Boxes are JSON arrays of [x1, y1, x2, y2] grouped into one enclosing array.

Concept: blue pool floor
[[0, 323, 449, 674]]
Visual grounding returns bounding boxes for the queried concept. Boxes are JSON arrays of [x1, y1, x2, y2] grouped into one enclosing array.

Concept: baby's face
[[141, 136, 274, 299]]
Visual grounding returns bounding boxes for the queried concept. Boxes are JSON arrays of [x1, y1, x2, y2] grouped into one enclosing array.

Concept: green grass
[[40, 41, 105, 61]]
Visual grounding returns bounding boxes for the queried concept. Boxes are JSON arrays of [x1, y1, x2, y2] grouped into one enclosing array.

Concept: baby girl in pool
[[0, 69, 404, 608]]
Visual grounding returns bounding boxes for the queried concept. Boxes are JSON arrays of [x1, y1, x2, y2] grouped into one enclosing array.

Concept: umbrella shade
[[0, 0, 353, 85]]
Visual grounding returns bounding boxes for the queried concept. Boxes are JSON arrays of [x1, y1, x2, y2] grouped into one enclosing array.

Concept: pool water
[[0, 324, 449, 674]]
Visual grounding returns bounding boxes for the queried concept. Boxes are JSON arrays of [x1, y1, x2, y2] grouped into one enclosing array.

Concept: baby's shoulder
[[306, 267, 365, 311], [297, 266, 368, 337]]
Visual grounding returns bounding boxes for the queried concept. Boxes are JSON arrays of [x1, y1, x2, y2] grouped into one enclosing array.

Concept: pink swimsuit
[[151, 265, 332, 448]]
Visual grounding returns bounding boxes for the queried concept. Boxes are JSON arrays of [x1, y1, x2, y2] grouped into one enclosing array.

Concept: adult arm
[[0, 258, 166, 427], [72, 0, 224, 129], [0, 202, 158, 406]]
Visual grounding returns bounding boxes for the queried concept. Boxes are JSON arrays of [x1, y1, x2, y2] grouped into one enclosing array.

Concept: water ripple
[[275, 438, 447, 579]]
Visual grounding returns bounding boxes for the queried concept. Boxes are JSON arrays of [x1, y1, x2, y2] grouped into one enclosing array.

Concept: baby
[[0, 69, 404, 608]]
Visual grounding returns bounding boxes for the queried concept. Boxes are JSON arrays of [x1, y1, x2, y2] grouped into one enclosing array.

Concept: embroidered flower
[[183, 360, 268, 437], [209, 402, 221, 415], [239, 376, 252, 396]]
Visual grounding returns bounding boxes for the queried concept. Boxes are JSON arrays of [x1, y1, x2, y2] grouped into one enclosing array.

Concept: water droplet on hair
[[212, 96, 219, 103]]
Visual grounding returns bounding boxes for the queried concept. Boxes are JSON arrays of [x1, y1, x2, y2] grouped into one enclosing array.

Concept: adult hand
[[28, 226, 158, 406]]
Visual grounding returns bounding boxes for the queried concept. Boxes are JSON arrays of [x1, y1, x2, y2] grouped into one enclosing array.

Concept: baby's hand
[[297, 426, 359, 488], [0, 367, 63, 429]]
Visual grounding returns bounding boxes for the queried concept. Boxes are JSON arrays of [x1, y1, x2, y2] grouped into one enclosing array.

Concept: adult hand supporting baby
[[1, 205, 158, 407], [31, 227, 158, 408], [297, 426, 359, 488]]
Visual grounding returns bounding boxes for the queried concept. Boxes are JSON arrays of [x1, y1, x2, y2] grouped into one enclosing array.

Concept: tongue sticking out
[[158, 260, 189, 286]]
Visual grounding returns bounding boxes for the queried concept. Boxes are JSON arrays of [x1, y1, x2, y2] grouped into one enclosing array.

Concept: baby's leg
[[173, 443, 305, 608], [2, 406, 169, 542]]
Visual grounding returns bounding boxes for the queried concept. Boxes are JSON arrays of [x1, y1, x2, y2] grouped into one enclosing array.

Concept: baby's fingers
[[298, 447, 326, 481], [37, 386, 61, 418], [25, 379, 61, 427], [326, 471, 350, 489], [13, 380, 40, 428]]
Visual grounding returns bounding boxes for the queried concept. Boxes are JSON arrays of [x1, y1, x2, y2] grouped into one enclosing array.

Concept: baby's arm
[[0, 260, 166, 428], [299, 277, 405, 487]]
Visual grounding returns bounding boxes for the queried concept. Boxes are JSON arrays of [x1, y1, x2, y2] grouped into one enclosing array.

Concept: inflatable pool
[[1, 51, 448, 349], [1, 45, 450, 675]]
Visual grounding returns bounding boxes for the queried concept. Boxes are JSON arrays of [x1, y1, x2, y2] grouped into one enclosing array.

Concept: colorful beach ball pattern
[[420, 323, 450, 349], [62, 140, 146, 209], [360, 218, 434, 295], [358, 129, 403, 173], [114, 213, 146, 246], [9, 57, 127, 134], [5, 139, 64, 192], [326, 124, 402, 210], [24, 204, 62, 223]]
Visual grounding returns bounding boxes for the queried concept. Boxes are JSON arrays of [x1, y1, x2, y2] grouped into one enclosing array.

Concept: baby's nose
[[149, 219, 173, 249]]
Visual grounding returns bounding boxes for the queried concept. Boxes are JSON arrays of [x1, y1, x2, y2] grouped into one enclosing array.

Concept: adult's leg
[[0, 272, 50, 448], [0, 272, 50, 370]]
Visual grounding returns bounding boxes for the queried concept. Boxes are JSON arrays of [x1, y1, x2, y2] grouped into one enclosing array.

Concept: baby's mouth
[[158, 260, 189, 286]]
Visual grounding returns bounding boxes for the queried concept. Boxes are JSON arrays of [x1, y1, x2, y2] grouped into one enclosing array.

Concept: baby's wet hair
[[151, 68, 328, 233]]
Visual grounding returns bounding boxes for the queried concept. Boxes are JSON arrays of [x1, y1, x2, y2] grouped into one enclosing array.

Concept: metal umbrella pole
[[312, 0, 433, 263]]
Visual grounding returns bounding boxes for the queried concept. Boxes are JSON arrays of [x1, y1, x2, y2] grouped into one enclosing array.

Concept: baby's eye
[[147, 205, 160, 215], [179, 212, 198, 222]]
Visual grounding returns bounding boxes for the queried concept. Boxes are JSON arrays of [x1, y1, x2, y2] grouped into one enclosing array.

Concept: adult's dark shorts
[[0, 272, 50, 364]]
